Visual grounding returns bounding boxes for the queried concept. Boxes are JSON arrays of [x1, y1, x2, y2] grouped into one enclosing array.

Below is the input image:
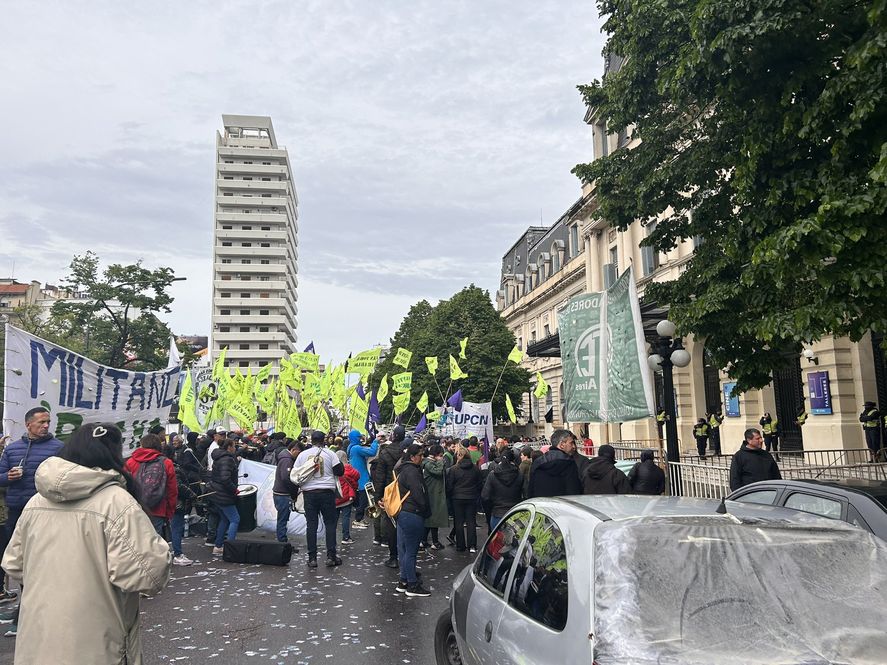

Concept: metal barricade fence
[[609, 440, 665, 462]]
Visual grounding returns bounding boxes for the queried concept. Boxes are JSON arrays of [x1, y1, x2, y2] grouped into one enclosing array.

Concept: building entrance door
[[703, 347, 723, 414], [773, 355, 805, 452]]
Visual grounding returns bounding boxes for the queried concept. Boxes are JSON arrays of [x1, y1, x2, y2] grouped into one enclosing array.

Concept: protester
[[210, 438, 240, 555], [446, 444, 483, 553], [527, 429, 582, 498], [729, 428, 782, 490], [627, 449, 665, 495], [348, 429, 379, 528], [394, 443, 432, 597], [518, 445, 533, 498], [295, 430, 344, 568], [272, 441, 301, 546], [170, 459, 198, 566], [2, 422, 170, 663], [372, 425, 405, 568], [336, 460, 360, 545], [0, 406, 65, 637], [481, 448, 523, 530], [582, 444, 632, 495], [421, 444, 448, 550], [124, 434, 178, 536]]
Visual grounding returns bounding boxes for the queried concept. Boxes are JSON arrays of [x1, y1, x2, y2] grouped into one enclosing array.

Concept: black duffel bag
[[222, 539, 294, 566]]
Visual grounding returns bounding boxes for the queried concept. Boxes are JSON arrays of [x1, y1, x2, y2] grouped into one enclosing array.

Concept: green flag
[[534, 372, 549, 399], [377, 373, 389, 403], [425, 356, 438, 374], [416, 391, 429, 413], [449, 355, 468, 380], [459, 336, 468, 360], [505, 393, 517, 424], [348, 348, 381, 377], [392, 391, 411, 415], [177, 370, 201, 432], [392, 371, 412, 393], [392, 347, 413, 368]]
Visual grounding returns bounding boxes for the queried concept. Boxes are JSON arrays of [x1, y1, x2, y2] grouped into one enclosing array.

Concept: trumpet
[[364, 481, 382, 519]]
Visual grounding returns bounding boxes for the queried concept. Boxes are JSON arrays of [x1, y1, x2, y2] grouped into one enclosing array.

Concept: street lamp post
[[647, 320, 691, 468]]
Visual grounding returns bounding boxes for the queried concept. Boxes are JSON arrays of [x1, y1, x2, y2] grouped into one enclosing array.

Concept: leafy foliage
[[575, 0, 887, 392], [370, 286, 530, 422]]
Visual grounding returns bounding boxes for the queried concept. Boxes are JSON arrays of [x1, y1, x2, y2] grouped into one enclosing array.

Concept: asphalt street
[[0, 521, 474, 664]]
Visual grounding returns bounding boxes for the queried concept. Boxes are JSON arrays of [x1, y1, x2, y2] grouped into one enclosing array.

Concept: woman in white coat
[[2, 422, 171, 665]]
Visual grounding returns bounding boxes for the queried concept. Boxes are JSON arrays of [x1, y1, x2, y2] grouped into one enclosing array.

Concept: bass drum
[[235, 484, 258, 532]]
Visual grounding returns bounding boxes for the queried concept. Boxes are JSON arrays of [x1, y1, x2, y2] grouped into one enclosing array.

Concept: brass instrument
[[364, 481, 382, 519]]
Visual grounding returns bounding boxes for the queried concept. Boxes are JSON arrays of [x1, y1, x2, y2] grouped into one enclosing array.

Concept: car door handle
[[484, 621, 493, 642]]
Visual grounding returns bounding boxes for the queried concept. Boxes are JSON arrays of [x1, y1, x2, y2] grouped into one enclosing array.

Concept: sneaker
[[204, 539, 216, 547], [173, 554, 194, 566], [307, 558, 318, 568], [341, 537, 354, 545], [352, 521, 368, 529], [418, 542, 427, 551], [0, 611, 16, 624], [395, 580, 408, 593], [0, 591, 17, 605], [469, 548, 476, 554], [431, 541, 445, 550], [4, 624, 15, 637], [325, 556, 343, 567], [405, 583, 431, 597], [374, 540, 385, 547], [212, 546, 224, 556]]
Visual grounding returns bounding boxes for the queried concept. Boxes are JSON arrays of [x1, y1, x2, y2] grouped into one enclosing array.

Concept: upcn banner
[[2, 325, 180, 454], [557, 267, 655, 422], [448, 401, 495, 443]]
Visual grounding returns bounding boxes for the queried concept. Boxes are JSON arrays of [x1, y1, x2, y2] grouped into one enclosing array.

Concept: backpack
[[262, 449, 277, 465], [135, 457, 168, 510], [290, 452, 322, 486], [382, 471, 410, 519]]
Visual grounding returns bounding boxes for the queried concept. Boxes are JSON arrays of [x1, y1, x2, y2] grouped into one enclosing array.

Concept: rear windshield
[[593, 517, 887, 665]]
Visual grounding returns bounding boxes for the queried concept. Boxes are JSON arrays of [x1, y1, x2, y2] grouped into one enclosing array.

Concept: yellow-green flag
[[211, 347, 228, 380], [416, 391, 429, 413], [348, 348, 381, 377], [350, 396, 369, 436], [392, 390, 411, 415], [459, 336, 468, 360], [177, 370, 201, 432], [534, 372, 550, 398], [255, 362, 273, 384], [425, 356, 438, 374], [505, 393, 517, 424], [291, 352, 320, 372], [309, 403, 330, 434], [449, 355, 468, 380], [392, 371, 412, 393], [392, 347, 412, 368], [377, 374, 389, 403], [508, 345, 524, 364]]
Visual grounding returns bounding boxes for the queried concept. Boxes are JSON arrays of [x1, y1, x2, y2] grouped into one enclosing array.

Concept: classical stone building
[[497, 56, 887, 454]]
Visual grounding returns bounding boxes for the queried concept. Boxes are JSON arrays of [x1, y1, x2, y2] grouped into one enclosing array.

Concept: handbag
[[292, 493, 305, 514], [290, 451, 322, 486]]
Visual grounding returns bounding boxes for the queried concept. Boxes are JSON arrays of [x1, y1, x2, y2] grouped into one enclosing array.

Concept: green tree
[[46, 252, 178, 371], [370, 286, 530, 423], [574, 0, 887, 392]]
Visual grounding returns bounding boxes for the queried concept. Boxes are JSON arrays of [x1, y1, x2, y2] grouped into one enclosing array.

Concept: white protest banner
[[448, 401, 495, 443], [239, 459, 321, 538], [2, 324, 180, 455]]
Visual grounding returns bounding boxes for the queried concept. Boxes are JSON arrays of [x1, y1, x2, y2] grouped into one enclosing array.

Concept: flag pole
[[431, 374, 446, 405], [489, 359, 510, 404]]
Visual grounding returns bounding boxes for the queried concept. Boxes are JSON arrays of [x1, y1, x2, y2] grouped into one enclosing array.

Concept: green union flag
[[557, 266, 654, 422]]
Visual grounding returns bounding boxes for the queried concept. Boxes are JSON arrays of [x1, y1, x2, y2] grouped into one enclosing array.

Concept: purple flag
[[368, 390, 381, 425], [356, 382, 366, 400], [303, 341, 315, 353], [446, 389, 463, 412], [415, 414, 427, 434]]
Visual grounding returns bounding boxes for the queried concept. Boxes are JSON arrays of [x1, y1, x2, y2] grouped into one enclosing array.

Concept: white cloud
[[0, 1, 605, 360]]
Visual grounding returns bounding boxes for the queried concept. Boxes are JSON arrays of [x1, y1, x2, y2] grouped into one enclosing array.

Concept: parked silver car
[[435, 495, 887, 665]]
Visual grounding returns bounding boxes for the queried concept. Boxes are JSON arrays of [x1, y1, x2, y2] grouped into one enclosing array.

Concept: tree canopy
[[369, 285, 530, 423], [574, 0, 887, 392]]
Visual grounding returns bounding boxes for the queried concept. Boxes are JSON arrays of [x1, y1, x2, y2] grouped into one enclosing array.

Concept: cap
[[310, 430, 326, 444], [215, 426, 226, 434]]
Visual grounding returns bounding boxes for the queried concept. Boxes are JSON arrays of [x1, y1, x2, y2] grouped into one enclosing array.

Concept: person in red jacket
[[124, 433, 178, 537], [335, 462, 360, 545]]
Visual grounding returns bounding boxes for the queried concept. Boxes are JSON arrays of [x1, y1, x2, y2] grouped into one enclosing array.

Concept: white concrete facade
[[210, 115, 299, 374]]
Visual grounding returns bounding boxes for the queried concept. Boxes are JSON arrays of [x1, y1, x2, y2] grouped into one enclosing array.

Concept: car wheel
[[434, 609, 463, 665]]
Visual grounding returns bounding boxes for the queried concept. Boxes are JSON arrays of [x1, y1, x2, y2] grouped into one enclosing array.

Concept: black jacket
[[272, 449, 299, 498], [528, 448, 582, 498], [446, 457, 482, 501], [481, 461, 523, 517], [627, 459, 665, 495], [397, 461, 430, 518], [210, 448, 239, 506], [173, 463, 200, 514], [729, 446, 782, 490], [582, 457, 632, 494], [371, 443, 401, 501]]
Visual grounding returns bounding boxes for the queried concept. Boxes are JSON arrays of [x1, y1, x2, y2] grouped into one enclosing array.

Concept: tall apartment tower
[[210, 115, 299, 374]]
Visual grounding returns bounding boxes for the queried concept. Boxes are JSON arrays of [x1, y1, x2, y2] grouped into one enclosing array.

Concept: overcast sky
[[0, 1, 605, 365]]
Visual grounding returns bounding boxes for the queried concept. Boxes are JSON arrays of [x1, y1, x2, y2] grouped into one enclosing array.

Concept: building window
[[239, 361, 249, 368], [221, 225, 232, 230], [259, 276, 269, 282], [241, 259, 251, 264], [220, 293, 231, 298], [221, 275, 231, 281], [240, 293, 250, 298], [262, 161, 271, 165], [221, 241, 232, 247], [260, 242, 270, 248], [552, 250, 560, 273], [259, 343, 269, 350], [243, 176, 252, 181], [570, 225, 580, 257], [219, 326, 230, 332], [259, 293, 270, 299], [223, 192, 232, 196], [259, 326, 269, 332], [239, 309, 250, 315], [223, 176, 233, 180], [609, 245, 619, 272], [260, 259, 270, 265], [259, 309, 269, 315], [242, 276, 251, 281], [261, 226, 271, 231], [220, 309, 231, 315], [239, 326, 249, 333], [261, 177, 271, 181], [221, 259, 232, 264], [642, 221, 660, 277], [224, 160, 234, 164], [544, 324, 550, 337], [242, 242, 252, 247], [242, 225, 252, 230]]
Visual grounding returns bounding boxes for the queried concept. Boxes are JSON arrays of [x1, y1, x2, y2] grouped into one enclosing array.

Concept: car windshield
[[593, 516, 887, 665]]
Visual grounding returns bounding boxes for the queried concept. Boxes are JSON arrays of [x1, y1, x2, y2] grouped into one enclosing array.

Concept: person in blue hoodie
[[0, 406, 64, 635], [347, 429, 378, 528]]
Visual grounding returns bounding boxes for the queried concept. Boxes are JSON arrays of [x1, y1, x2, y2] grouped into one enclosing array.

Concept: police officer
[[693, 418, 710, 459], [707, 411, 724, 456], [860, 401, 882, 462], [759, 412, 780, 461]]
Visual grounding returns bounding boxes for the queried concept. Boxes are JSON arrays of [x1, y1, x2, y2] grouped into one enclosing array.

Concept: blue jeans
[[171, 512, 185, 556], [397, 510, 425, 585], [149, 515, 166, 537], [303, 490, 337, 559], [338, 503, 352, 540], [214, 504, 240, 547], [274, 494, 291, 542], [489, 515, 502, 531]]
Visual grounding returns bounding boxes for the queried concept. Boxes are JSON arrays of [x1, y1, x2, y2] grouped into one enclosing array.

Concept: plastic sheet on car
[[592, 515, 887, 664]]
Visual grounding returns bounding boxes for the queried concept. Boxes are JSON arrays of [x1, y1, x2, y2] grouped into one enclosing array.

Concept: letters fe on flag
[[424, 356, 438, 375], [392, 347, 412, 368], [505, 393, 517, 424], [557, 266, 655, 422], [2, 324, 181, 455], [449, 355, 468, 380]]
